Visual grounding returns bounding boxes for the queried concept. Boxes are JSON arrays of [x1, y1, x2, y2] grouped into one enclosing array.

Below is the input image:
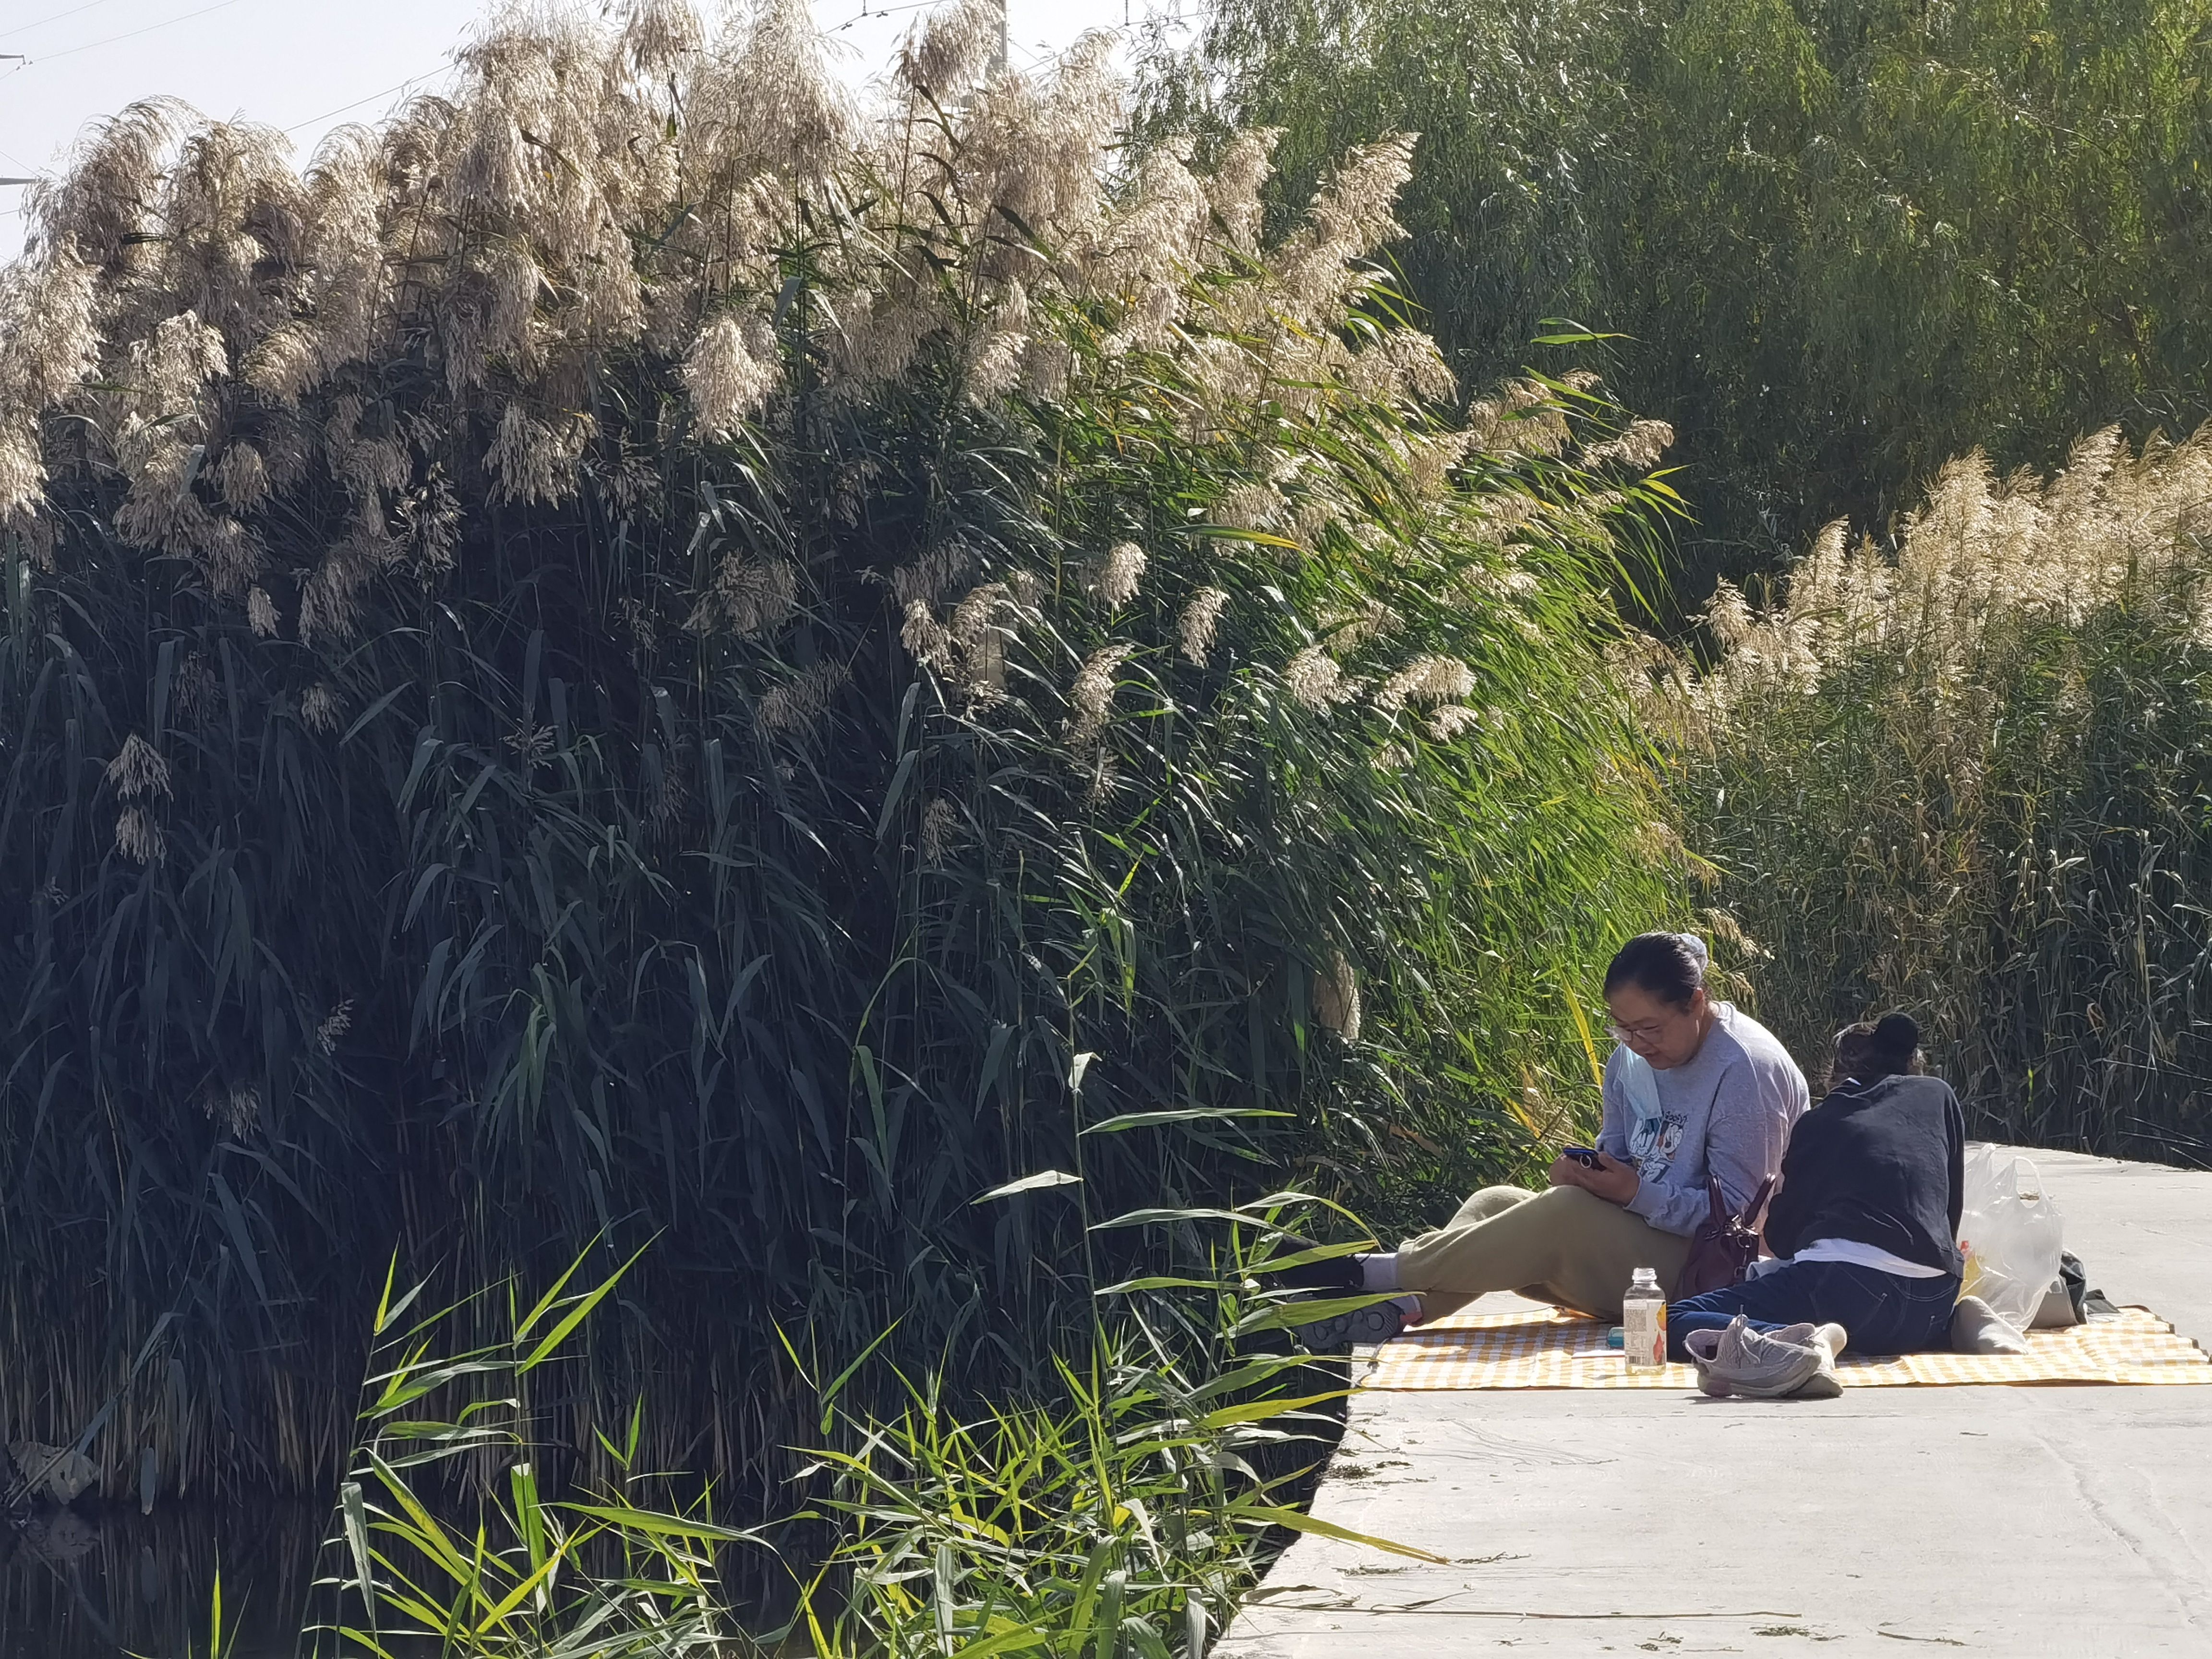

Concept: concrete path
[[1221, 1149, 2212, 1658]]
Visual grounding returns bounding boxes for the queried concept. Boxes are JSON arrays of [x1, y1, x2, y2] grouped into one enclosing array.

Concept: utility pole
[[2, 56, 37, 186], [3, 56, 38, 187]]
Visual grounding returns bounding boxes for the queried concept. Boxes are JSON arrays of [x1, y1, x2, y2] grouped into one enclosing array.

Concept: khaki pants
[[1395, 1185, 1691, 1322]]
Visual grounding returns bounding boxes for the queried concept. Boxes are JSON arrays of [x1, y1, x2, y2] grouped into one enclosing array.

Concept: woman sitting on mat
[[1668, 1011, 1964, 1363], [1283, 931, 1809, 1347]]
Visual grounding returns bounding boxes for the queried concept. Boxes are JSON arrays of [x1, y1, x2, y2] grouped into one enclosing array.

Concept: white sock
[[1361, 1252, 1401, 1293], [1392, 1293, 1425, 1324]]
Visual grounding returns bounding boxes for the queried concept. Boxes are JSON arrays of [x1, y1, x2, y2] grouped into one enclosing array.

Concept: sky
[[0, 0, 1202, 262]]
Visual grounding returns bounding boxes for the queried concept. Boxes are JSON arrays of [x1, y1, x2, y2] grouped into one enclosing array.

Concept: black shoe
[[1254, 1235, 1367, 1295], [1291, 1295, 1407, 1351]]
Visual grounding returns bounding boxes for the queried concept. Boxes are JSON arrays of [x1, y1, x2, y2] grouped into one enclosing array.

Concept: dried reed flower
[[1284, 645, 1354, 710], [1375, 654, 1477, 713], [1068, 642, 1136, 744], [950, 582, 1012, 695], [1584, 419, 1676, 471], [1269, 134, 1417, 325], [684, 314, 779, 437], [690, 553, 798, 637], [115, 805, 166, 865], [315, 998, 354, 1056], [1649, 424, 2212, 735], [891, 541, 977, 610], [201, 1082, 260, 1136], [174, 651, 218, 722], [488, 406, 593, 506], [0, 428, 42, 523], [919, 795, 962, 866], [505, 723, 555, 768], [622, 0, 703, 72], [902, 599, 951, 666], [107, 733, 173, 800], [898, 0, 998, 103], [247, 586, 279, 637], [1178, 587, 1228, 666], [757, 660, 850, 746], [1427, 703, 1483, 741], [1094, 541, 1147, 609], [1206, 128, 1280, 254], [241, 325, 320, 404], [1215, 483, 1282, 531], [301, 683, 342, 734], [1323, 598, 1400, 652], [214, 443, 270, 511], [1311, 950, 1361, 1042]]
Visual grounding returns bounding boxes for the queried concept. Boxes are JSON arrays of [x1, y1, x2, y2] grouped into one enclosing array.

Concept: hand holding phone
[[1563, 1146, 1603, 1169]]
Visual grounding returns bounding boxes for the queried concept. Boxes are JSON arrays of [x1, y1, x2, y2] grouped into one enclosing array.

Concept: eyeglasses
[[1607, 1017, 1673, 1046]]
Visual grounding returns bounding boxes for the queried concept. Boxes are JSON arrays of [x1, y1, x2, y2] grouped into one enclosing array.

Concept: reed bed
[[0, 0, 1681, 1516], [1638, 424, 2212, 1160]]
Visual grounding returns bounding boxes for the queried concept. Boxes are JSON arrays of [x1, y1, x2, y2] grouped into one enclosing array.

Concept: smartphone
[[1563, 1146, 1603, 1169]]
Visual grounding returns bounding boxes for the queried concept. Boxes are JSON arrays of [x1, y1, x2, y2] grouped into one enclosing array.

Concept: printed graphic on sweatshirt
[[1630, 1112, 1686, 1178]]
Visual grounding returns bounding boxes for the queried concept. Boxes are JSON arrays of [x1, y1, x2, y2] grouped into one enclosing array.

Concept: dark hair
[[1602, 931, 1710, 1009], [1830, 1011, 1925, 1088]]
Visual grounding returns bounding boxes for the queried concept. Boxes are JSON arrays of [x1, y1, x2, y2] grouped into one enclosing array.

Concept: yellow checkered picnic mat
[[1360, 1304, 2212, 1390]]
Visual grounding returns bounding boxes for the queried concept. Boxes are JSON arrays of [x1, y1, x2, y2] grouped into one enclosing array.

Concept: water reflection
[[0, 1497, 324, 1659]]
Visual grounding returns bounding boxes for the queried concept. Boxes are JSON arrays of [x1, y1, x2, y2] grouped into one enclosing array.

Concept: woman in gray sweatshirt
[[1284, 932, 1809, 1346]]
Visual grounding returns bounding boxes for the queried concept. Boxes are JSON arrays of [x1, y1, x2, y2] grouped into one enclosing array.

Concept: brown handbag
[[1676, 1175, 1777, 1300]]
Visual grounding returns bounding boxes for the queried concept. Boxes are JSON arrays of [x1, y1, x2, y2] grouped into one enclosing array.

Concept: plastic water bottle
[[1623, 1267, 1666, 1372]]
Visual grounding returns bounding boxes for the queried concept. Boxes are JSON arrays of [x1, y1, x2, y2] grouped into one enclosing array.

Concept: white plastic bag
[[1957, 1145, 2065, 1331]]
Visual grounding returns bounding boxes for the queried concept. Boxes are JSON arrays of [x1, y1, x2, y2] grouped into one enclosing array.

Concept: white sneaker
[[1683, 1315, 1840, 1399]]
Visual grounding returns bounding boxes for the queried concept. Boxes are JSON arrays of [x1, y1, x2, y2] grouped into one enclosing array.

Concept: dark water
[[0, 1498, 325, 1659]]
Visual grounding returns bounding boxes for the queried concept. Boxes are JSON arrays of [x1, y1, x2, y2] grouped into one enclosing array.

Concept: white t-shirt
[[1789, 1236, 1948, 1281]]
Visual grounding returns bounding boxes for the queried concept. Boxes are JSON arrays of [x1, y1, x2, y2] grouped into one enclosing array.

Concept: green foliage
[[797, 1217, 1424, 1659], [301, 1228, 1409, 1659], [1153, 0, 2212, 589], [306, 1253, 757, 1657]]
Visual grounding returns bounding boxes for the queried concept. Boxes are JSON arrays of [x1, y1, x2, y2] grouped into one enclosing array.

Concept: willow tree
[[1157, 0, 2212, 591], [0, 0, 1679, 1503]]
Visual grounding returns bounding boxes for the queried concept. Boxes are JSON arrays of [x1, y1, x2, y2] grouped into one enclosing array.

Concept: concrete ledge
[[1222, 1148, 2212, 1658]]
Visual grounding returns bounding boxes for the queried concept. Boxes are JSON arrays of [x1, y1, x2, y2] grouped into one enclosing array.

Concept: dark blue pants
[[1667, 1260, 1961, 1362]]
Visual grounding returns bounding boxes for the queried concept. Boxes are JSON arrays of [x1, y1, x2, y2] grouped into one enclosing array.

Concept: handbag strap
[[1744, 1174, 1776, 1228], [1707, 1174, 1777, 1235]]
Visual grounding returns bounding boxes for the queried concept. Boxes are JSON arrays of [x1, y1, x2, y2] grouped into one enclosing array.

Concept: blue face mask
[[1615, 1046, 1667, 1162]]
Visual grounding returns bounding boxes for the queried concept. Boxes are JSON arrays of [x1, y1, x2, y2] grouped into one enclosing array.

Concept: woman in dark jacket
[[1667, 1012, 1964, 1359]]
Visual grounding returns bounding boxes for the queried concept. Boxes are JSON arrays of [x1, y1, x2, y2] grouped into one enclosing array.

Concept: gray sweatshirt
[[1596, 1003, 1808, 1237]]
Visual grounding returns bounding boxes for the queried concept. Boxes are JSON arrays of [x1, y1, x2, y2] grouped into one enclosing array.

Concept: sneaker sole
[[1295, 1302, 1405, 1350]]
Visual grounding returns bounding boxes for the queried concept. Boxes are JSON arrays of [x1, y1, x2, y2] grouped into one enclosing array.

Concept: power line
[[24, 0, 251, 66], [0, 0, 132, 46], [282, 58, 452, 135], [828, 0, 936, 32]]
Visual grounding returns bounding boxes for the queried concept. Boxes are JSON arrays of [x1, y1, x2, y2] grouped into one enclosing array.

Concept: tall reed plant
[[0, 0, 1682, 1508], [1639, 424, 2212, 1160]]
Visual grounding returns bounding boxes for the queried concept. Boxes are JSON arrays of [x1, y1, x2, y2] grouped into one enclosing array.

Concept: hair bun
[[1873, 1011, 1921, 1054], [1674, 932, 1711, 971]]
